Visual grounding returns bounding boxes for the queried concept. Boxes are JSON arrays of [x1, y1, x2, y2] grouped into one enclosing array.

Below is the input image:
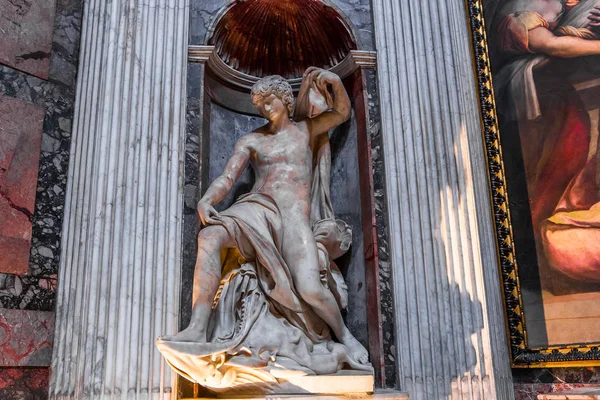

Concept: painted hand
[[588, 6, 600, 28]]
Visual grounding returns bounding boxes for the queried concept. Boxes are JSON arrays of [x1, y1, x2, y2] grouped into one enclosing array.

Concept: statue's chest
[[254, 132, 311, 165]]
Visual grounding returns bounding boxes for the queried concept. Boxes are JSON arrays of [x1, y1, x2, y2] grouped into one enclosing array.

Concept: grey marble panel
[[364, 68, 397, 388], [189, 0, 230, 44], [208, 103, 264, 211], [329, 0, 375, 50], [180, 63, 203, 331], [329, 109, 369, 348]]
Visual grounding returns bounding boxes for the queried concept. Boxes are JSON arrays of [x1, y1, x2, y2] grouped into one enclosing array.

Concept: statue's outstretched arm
[[197, 137, 251, 224], [305, 69, 351, 137]]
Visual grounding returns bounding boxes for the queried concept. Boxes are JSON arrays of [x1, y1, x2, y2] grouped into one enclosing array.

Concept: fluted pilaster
[[372, 1, 514, 399], [49, 0, 188, 398]]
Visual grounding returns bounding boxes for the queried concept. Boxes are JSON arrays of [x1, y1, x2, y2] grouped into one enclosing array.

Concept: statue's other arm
[[197, 136, 252, 225], [305, 70, 351, 137]]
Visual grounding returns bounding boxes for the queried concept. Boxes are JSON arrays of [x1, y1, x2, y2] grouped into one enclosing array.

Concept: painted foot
[[341, 328, 369, 365], [159, 324, 206, 343]]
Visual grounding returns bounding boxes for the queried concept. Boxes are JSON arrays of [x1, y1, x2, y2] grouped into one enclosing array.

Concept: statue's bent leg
[[169, 225, 235, 343], [282, 225, 369, 364]]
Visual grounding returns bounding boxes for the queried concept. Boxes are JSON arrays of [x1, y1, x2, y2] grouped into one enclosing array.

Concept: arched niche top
[[191, 46, 377, 115], [207, 0, 357, 80]]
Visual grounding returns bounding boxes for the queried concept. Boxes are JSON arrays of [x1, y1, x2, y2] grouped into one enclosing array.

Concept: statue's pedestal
[[192, 370, 377, 398], [538, 387, 600, 399], [188, 389, 409, 399], [257, 370, 374, 395]]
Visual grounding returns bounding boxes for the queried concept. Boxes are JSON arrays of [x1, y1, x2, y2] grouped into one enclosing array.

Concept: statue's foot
[[159, 324, 206, 343], [340, 328, 369, 365], [343, 351, 374, 372]]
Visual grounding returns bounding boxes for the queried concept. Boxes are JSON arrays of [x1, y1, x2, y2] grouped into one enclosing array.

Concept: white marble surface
[[49, 0, 189, 398], [371, 1, 514, 399]]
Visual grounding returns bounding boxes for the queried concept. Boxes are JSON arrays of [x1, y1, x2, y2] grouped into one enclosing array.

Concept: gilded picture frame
[[466, 0, 600, 367]]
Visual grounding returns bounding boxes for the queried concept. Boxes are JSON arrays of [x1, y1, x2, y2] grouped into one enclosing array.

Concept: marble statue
[[157, 67, 371, 393]]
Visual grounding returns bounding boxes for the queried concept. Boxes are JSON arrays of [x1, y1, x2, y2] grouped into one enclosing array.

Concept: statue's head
[[251, 75, 294, 120]]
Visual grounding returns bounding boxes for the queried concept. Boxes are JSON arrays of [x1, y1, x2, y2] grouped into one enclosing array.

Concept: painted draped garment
[[492, 1, 600, 282]]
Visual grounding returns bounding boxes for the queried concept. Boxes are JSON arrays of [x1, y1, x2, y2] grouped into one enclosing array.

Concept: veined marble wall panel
[[328, 0, 374, 51], [0, 94, 44, 275], [371, 0, 514, 399], [0, 1, 81, 397], [0, 367, 49, 399], [0, 0, 81, 311], [363, 68, 397, 388], [49, 0, 189, 398], [0, 308, 54, 367], [513, 368, 600, 400], [0, 0, 57, 79]]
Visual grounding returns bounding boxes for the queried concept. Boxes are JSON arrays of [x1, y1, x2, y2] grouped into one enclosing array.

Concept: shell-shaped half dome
[[209, 0, 357, 79]]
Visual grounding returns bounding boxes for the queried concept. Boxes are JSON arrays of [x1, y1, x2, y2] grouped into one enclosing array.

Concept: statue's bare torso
[[246, 121, 313, 221]]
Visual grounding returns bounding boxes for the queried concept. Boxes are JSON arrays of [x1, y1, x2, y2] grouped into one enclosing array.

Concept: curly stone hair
[[250, 75, 294, 116]]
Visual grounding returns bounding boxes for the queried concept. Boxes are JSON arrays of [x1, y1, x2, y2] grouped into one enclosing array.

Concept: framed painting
[[466, 0, 600, 366]]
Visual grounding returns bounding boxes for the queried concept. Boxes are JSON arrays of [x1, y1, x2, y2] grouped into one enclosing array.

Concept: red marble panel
[[515, 383, 600, 399], [0, 0, 57, 79], [350, 69, 386, 386], [0, 367, 49, 399], [0, 309, 54, 367], [0, 94, 45, 275]]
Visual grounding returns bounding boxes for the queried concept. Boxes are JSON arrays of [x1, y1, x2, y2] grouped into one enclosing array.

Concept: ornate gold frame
[[465, 0, 600, 367]]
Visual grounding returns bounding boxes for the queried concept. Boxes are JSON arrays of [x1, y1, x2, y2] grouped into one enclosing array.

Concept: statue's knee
[[198, 226, 228, 246]]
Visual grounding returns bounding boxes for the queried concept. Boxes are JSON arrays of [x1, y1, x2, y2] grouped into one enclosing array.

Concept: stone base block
[[539, 387, 600, 399], [190, 370, 378, 398], [187, 389, 408, 399]]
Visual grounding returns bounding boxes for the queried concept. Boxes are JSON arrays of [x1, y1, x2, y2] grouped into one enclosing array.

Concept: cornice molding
[[188, 46, 376, 91]]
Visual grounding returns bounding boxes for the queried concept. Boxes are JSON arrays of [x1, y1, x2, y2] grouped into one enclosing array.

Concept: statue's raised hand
[[197, 201, 219, 225], [304, 67, 341, 90]]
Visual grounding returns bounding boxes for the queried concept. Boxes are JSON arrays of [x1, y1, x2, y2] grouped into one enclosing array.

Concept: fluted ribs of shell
[[49, 0, 188, 398], [371, 0, 514, 399], [209, 0, 356, 79]]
